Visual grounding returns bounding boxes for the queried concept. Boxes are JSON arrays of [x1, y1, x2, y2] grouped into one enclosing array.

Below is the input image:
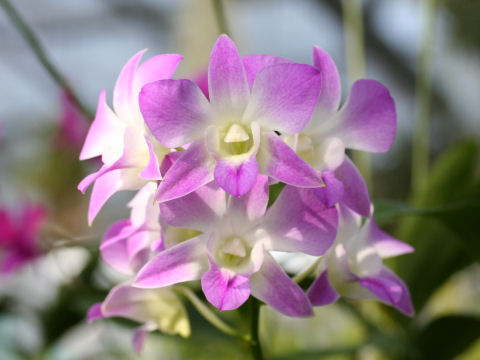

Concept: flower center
[[217, 236, 250, 268], [221, 123, 252, 156]]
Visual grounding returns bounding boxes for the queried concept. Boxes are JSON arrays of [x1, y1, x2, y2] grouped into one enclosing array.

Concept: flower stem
[[0, 0, 93, 119], [412, 0, 437, 194], [293, 258, 322, 284], [342, 0, 372, 191], [212, 0, 231, 37], [175, 285, 250, 342], [249, 298, 264, 360]]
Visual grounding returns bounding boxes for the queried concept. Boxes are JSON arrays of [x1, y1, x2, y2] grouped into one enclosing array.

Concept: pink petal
[[228, 174, 269, 222], [264, 186, 338, 256], [193, 69, 209, 99], [87, 168, 145, 224], [139, 138, 162, 180], [134, 53, 183, 94], [336, 79, 396, 153], [100, 219, 135, 273], [160, 182, 226, 232], [201, 261, 251, 311], [113, 50, 146, 118], [337, 204, 363, 241], [102, 284, 150, 320], [79, 90, 123, 161], [0, 210, 16, 244], [307, 270, 340, 306], [87, 302, 104, 323], [242, 54, 290, 90], [160, 151, 183, 177], [258, 133, 324, 188], [244, 63, 321, 134], [101, 226, 152, 274], [366, 219, 414, 258], [312, 46, 341, 114], [334, 156, 371, 217], [311, 171, 344, 208], [78, 162, 117, 195], [100, 284, 190, 340], [1, 252, 35, 273], [134, 236, 208, 288], [358, 267, 414, 316], [155, 141, 215, 202], [132, 326, 150, 355], [214, 156, 259, 197], [128, 182, 159, 228], [21, 203, 48, 241], [208, 35, 249, 115], [250, 252, 313, 317], [140, 79, 210, 148]]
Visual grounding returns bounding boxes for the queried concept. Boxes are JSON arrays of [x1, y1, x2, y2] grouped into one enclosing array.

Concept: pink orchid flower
[[307, 206, 414, 316], [88, 285, 190, 354], [78, 50, 183, 224], [89, 182, 189, 353], [139, 35, 325, 201], [286, 47, 396, 217], [134, 175, 338, 317], [287, 46, 396, 172]]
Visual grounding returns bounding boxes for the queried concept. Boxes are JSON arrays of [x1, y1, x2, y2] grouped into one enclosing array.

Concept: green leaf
[[394, 140, 479, 312], [416, 315, 480, 360], [374, 197, 480, 262], [434, 183, 480, 261], [374, 200, 429, 223]]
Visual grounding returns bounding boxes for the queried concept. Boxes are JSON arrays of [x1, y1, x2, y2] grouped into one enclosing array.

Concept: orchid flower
[[78, 50, 183, 224], [88, 285, 190, 354], [285, 47, 396, 217], [0, 203, 47, 273], [286, 46, 396, 172], [307, 206, 414, 316], [134, 175, 338, 317], [89, 182, 190, 353], [139, 35, 325, 201]]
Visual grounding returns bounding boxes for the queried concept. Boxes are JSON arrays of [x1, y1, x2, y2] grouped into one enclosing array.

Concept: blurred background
[[0, 0, 479, 359]]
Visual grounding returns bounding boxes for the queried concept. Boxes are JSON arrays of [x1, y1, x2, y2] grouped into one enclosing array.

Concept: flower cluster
[[81, 35, 413, 352]]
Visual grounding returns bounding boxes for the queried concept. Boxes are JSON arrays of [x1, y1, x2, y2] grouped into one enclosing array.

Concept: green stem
[[175, 285, 250, 342], [249, 298, 263, 360], [293, 258, 322, 284], [0, 0, 93, 119], [342, 0, 372, 192], [412, 0, 436, 194], [212, 0, 231, 37]]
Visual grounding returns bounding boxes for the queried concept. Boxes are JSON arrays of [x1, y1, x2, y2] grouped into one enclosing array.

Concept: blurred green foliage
[[445, 0, 480, 49]]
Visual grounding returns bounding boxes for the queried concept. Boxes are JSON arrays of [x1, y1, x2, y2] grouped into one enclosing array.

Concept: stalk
[[176, 285, 250, 341], [412, 0, 437, 194], [0, 0, 93, 119], [342, 0, 372, 191], [249, 298, 264, 360], [293, 258, 322, 284], [212, 0, 231, 37]]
